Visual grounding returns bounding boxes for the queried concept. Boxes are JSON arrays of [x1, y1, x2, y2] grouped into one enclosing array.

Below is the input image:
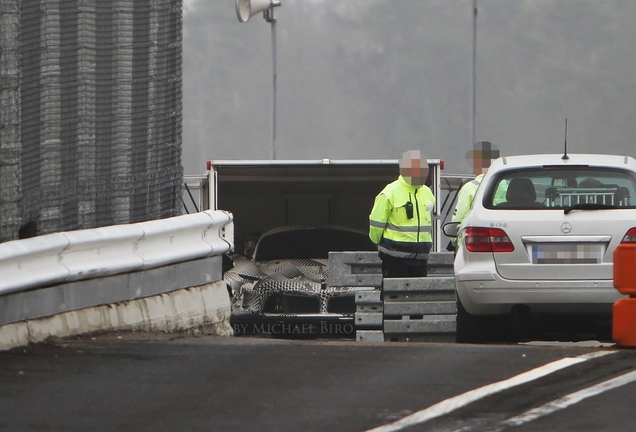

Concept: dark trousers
[[381, 255, 427, 278]]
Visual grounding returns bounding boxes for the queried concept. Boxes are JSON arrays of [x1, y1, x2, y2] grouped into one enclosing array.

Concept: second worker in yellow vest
[[448, 141, 503, 251]]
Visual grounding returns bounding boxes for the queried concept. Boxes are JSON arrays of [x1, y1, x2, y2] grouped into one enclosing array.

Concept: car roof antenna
[[562, 118, 569, 160]]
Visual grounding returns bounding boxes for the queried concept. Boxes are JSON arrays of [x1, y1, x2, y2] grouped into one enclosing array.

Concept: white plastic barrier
[[0, 210, 234, 296]]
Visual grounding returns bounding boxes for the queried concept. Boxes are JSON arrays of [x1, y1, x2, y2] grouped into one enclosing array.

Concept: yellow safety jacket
[[451, 174, 484, 225], [369, 176, 435, 261], [450, 174, 507, 246], [452, 174, 508, 224]]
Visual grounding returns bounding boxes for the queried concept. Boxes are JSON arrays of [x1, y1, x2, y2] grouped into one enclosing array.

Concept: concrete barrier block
[[139, 295, 170, 332], [0, 292, 23, 326], [327, 251, 382, 288], [355, 289, 382, 303], [1, 283, 233, 351], [199, 281, 233, 336], [356, 330, 384, 342], [383, 276, 456, 293], [355, 289, 383, 314], [169, 288, 205, 330], [76, 306, 112, 333], [25, 305, 115, 342], [427, 252, 455, 267], [62, 274, 131, 310], [115, 300, 146, 331], [384, 300, 456, 317], [356, 303, 383, 313], [128, 265, 174, 299], [0, 321, 28, 351], [384, 333, 456, 343], [355, 312, 383, 328], [26, 311, 76, 343], [175, 255, 222, 290], [383, 314, 457, 334]]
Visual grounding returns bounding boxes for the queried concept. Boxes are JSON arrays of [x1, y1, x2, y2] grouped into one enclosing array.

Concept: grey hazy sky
[[182, 0, 636, 175]]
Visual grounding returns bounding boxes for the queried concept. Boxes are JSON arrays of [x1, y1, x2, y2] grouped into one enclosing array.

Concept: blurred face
[[400, 150, 429, 186], [466, 142, 500, 176], [471, 150, 492, 175]]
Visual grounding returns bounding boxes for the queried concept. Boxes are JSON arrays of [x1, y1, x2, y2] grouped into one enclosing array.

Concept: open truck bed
[[204, 159, 444, 254]]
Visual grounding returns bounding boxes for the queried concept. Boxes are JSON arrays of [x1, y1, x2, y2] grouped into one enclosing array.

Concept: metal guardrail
[[382, 276, 456, 342], [0, 210, 234, 296], [327, 251, 383, 289], [328, 251, 456, 342]]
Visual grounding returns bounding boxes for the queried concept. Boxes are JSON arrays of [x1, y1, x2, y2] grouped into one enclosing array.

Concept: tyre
[[456, 298, 515, 343]]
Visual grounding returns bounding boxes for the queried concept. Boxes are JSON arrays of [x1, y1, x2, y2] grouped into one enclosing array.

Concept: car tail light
[[464, 227, 514, 252], [620, 228, 636, 244]]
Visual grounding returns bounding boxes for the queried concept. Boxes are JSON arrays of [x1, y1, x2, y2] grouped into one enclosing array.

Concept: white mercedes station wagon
[[447, 153, 636, 343]]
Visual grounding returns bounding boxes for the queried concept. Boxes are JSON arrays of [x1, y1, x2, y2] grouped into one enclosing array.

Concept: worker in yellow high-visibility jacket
[[451, 174, 484, 227], [369, 150, 435, 278], [448, 141, 503, 250]]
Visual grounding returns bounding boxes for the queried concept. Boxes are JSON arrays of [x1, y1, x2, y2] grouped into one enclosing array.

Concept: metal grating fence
[[0, 0, 183, 242]]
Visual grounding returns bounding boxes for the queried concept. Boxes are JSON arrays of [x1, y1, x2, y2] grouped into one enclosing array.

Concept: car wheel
[[456, 298, 515, 344], [456, 298, 486, 343]]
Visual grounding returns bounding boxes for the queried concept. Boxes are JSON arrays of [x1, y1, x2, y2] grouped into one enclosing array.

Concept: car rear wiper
[[564, 203, 618, 214]]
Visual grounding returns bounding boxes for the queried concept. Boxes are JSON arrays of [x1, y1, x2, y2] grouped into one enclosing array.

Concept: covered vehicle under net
[[224, 225, 377, 338]]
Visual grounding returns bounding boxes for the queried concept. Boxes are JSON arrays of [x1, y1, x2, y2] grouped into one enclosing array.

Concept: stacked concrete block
[[354, 288, 383, 342], [327, 251, 383, 289], [327, 251, 383, 341], [382, 275, 456, 342], [329, 251, 458, 343]]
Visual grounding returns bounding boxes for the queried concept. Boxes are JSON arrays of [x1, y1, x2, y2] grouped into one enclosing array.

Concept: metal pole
[[471, 0, 477, 148], [270, 11, 277, 160]]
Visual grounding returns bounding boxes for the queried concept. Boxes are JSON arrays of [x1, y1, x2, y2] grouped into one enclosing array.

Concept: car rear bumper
[[455, 271, 624, 315]]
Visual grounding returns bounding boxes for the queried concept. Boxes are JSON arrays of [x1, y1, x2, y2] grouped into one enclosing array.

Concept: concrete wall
[[0, 255, 233, 351]]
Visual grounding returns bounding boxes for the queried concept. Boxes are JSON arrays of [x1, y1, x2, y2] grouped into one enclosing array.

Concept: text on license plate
[[531, 243, 603, 264]]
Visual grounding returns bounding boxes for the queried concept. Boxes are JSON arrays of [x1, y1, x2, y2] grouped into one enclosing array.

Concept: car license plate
[[531, 243, 603, 264]]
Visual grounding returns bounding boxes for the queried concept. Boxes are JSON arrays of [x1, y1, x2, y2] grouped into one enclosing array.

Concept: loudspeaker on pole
[[236, 0, 275, 22]]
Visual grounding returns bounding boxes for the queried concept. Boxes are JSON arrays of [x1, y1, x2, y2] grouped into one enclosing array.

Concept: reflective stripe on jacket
[[369, 176, 435, 260]]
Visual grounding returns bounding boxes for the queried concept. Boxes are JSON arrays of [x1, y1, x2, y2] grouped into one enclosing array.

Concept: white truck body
[[184, 159, 468, 255]]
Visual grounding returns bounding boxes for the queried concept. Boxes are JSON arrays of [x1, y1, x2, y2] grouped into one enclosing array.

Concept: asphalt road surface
[[1, 333, 634, 432]]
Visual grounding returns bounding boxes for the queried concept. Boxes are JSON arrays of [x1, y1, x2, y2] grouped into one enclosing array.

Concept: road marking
[[489, 368, 636, 431], [363, 351, 615, 432]]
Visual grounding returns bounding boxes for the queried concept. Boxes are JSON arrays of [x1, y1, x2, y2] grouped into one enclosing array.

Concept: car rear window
[[484, 167, 636, 210]]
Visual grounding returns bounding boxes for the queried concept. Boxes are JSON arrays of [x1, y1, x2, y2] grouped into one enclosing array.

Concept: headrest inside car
[[506, 177, 536, 204]]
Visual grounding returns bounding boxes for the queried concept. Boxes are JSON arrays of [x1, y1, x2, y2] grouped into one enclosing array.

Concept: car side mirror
[[443, 222, 460, 238]]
